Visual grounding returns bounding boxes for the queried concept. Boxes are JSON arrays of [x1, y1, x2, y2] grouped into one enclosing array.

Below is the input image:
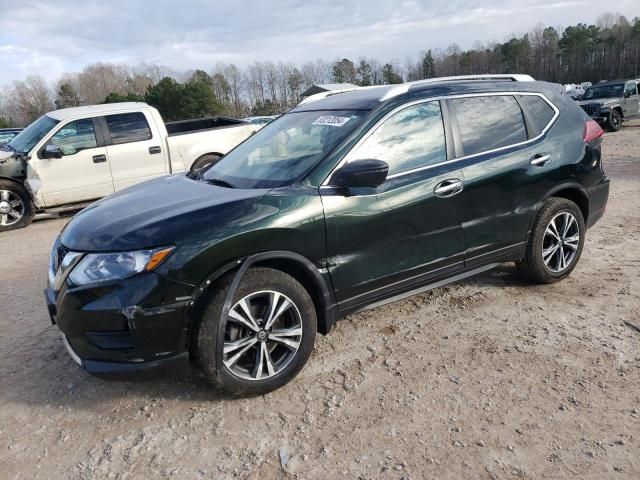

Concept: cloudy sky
[[0, 0, 638, 86]]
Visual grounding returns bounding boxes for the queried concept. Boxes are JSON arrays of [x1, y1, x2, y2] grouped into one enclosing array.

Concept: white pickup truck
[[0, 102, 257, 231]]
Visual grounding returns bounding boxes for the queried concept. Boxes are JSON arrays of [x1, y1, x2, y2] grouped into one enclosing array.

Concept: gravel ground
[[1, 123, 639, 480]]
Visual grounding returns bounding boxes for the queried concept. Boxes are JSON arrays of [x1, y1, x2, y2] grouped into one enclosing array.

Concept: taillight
[[583, 119, 603, 142]]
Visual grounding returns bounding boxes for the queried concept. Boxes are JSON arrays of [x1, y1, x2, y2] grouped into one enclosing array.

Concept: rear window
[[518, 95, 555, 135], [450, 95, 527, 157], [105, 112, 152, 144]]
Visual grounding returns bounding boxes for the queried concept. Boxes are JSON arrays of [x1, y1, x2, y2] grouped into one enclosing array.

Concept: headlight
[[68, 246, 174, 286]]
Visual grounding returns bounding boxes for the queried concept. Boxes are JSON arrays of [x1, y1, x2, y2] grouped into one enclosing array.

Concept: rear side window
[[518, 95, 556, 135], [450, 95, 527, 157], [350, 101, 446, 175], [105, 112, 152, 145]]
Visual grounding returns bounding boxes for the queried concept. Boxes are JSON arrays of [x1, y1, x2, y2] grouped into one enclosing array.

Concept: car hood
[[60, 174, 270, 251], [578, 98, 620, 107]]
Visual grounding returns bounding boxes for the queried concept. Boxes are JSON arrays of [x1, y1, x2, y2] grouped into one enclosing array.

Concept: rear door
[[321, 100, 467, 310], [30, 117, 114, 206], [448, 93, 558, 267], [102, 111, 168, 190]]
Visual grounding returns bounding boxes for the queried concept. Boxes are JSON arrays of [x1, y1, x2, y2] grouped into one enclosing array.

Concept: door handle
[[149, 146, 161, 154], [530, 154, 551, 166], [92, 154, 107, 163], [434, 178, 463, 198]]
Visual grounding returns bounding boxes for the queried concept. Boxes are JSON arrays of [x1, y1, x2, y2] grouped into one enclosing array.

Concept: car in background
[[0, 128, 22, 145], [565, 84, 585, 100], [243, 115, 278, 129], [0, 102, 258, 231], [578, 79, 640, 131]]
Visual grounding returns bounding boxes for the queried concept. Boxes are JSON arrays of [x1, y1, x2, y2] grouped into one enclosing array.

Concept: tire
[[0, 180, 34, 232], [606, 109, 622, 132], [195, 267, 317, 396], [516, 198, 585, 284], [190, 154, 222, 173]]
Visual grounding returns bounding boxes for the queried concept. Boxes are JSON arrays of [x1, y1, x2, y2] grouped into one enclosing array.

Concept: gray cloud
[[0, 0, 638, 85]]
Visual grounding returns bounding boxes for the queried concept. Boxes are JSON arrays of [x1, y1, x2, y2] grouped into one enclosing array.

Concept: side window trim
[[321, 91, 559, 186], [95, 116, 112, 146]]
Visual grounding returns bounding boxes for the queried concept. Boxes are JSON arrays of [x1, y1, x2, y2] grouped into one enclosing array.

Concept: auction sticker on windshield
[[312, 116, 352, 127]]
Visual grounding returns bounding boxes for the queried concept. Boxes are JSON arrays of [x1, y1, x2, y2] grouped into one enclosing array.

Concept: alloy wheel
[[222, 290, 303, 381], [542, 211, 580, 273], [0, 190, 24, 226]]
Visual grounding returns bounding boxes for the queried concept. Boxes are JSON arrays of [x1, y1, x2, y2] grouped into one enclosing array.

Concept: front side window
[[349, 101, 446, 176], [105, 112, 152, 145], [450, 95, 527, 157], [204, 110, 368, 188], [625, 83, 638, 97], [49, 119, 98, 156]]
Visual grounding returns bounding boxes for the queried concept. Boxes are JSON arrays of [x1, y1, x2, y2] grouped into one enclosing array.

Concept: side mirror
[[333, 159, 389, 188], [624, 90, 631, 98], [43, 144, 63, 159]]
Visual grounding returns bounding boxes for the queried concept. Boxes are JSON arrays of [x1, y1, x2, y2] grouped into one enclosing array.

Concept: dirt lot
[[1, 124, 639, 480]]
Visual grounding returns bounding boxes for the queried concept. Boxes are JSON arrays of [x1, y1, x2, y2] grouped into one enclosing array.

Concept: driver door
[[29, 118, 114, 207], [321, 100, 466, 311]]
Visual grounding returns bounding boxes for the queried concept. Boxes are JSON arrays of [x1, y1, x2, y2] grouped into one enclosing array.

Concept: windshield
[[583, 84, 624, 100], [7, 115, 59, 154], [203, 110, 368, 188]]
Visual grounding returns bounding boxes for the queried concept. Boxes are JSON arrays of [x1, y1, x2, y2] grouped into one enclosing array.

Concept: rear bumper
[[586, 176, 610, 229], [45, 271, 196, 378]]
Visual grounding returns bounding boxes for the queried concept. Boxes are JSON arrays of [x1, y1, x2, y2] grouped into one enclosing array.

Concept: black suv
[[45, 75, 609, 395], [578, 79, 640, 131]]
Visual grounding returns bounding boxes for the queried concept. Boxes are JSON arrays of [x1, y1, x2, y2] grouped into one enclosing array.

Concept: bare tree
[[4, 75, 54, 126]]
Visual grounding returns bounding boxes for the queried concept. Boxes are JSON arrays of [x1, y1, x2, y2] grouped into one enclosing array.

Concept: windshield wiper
[[205, 178, 236, 189]]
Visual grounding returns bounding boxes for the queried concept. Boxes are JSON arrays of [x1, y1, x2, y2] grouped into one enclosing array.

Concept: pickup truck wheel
[[190, 154, 222, 173], [516, 198, 585, 284], [0, 180, 34, 232], [195, 267, 317, 396], [606, 109, 622, 132]]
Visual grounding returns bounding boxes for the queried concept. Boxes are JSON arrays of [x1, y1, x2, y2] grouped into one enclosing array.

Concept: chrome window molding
[[320, 91, 560, 187]]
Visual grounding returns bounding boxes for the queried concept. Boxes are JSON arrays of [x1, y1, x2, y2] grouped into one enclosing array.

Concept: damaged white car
[[0, 102, 257, 231]]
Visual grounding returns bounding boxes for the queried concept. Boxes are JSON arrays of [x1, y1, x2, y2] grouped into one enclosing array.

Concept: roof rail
[[298, 87, 363, 106], [379, 74, 535, 101]]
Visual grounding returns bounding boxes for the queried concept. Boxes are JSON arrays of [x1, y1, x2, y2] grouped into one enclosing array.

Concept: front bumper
[[45, 271, 195, 377]]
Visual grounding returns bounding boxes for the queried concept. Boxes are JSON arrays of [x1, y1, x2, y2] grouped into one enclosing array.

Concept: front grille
[[581, 104, 599, 116]]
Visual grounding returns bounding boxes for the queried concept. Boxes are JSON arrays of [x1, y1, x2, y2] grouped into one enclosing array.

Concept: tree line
[[1, 12, 639, 127]]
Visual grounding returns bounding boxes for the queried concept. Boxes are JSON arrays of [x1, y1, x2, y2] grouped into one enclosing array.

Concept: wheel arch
[[188, 251, 338, 354], [189, 152, 224, 171], [525, 183, 589, 242]]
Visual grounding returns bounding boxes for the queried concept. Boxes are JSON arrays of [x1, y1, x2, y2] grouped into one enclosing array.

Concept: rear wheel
[[195, 267, 317, 396], [190, 154, 222, 173], [516, 198, 585, 284], [0, 180, 34, 232], [606, 109, 622, 132]]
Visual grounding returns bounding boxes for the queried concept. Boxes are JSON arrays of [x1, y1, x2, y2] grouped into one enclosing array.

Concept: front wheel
[[195, 267, 317, 396], [606, 109, 622, 132], [516, 198, 585, 284], [0, 180, 34, 232]]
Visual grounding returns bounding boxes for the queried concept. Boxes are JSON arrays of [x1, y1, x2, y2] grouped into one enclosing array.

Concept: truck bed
[[165, 117, 247, 136]]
